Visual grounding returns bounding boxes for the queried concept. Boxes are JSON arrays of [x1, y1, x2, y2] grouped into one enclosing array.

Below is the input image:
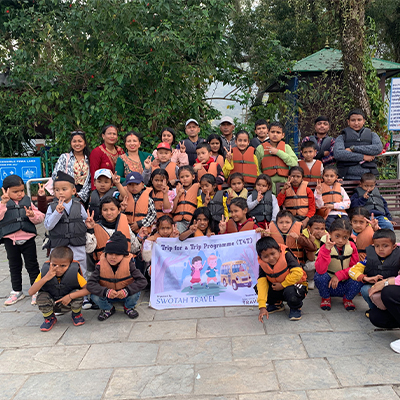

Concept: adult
[[49, 130, 91, 203], [90, 124, 124, 189], [115, 131, 152, 183], [180, 119, 206, 166], [301, 116, 335, 166], [334, 109, 383, 181], [219, 116, 236, 152]]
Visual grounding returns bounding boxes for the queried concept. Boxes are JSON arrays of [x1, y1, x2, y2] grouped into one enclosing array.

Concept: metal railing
[[26, 177, 51, 198]]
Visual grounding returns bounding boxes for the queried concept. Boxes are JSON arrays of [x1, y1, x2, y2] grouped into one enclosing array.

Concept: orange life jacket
[[92, 214, 131, 261], [226, 218, 254, 233], [150, 189, 171, 220], [284, 181, 309, 217], [298, 160, 322, 182], [124, 187, 152, 230], [231, 147, 258, 185], [354, 225, 374, 262], [270, 220, 304, 263], [317, 182, 343, 219], [197, 161, 218, 181], [152, 161, 177, 182], [261, 141, 289, 177], [214, 154, 224, 168], [194, 229, 205, 237], [173, 183, 200, 222], [98, 253, 134, 290]]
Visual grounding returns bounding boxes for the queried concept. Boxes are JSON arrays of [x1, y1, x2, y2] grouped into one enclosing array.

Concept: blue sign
[[0, 158, 42, 186]]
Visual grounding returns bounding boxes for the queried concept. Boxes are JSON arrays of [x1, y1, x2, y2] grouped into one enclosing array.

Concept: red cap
[[157, 142, 172, 151]]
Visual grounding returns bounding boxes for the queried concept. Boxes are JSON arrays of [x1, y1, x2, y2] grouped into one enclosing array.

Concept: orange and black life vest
[[261, 141, 289, 177], [231, 147, 258, 185], [197, 162, 218, 181], [270, 220, 304, 263], [226, 218, 254, 233], [173, 183, 200, 222], [124, 187, 152, 230], [214, 154, 224, 168], [98, 253, 134, 290], [354, 225, 374, 262], [150, 189, 171, 220], [317, 182, 343, 219], [284, 181, 309, 217], [298, 160, 322, 182], [153, 161, 177, 182]]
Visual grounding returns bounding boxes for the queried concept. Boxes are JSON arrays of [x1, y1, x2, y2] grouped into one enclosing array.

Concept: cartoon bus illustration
[[220, 260, 252, 290]]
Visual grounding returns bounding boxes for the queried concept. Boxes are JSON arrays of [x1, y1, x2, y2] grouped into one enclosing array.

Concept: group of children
[[0, 109, 398, 337]]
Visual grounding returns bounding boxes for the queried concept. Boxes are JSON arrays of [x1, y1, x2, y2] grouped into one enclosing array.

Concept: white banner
[[150, 231, 261, 310], [389, 77, 400, 131]]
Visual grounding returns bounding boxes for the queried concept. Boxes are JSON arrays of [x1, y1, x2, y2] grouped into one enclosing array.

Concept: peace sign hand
[[85, 209, 95, 229], [37, 183, 46, 197], [24, 206, 34, 218], [176, 183, 185, 197], [144, 155, 152, 170], [161, 180, 169, 194], [257, 191, 263, 202], [369, 213, 380, 231], [1, 188, 10, 204], [112, 173, 121, 185], [315, 180, 322, 195], [120, 195, 128, 212], [325, 234, 335, 250], [189, 220, 198, 233], [172, 224, 180, 237], [179, 141, 186, 154], [219, 215, 227, 234], [55, 197, 65, 213], [282, 176, 292, 191], [225, 145, 233, 163]]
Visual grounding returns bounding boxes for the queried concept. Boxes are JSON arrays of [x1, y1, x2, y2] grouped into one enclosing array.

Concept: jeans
[[375, 215, 394, 231], [91, 292, 140, 310], [314, 272, 363, 300], [360, 283, 375, 309]]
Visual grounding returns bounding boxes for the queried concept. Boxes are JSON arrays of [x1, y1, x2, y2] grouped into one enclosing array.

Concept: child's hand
[[55, 197, 65, 213], [363, 190, 370, 199], [172, 224, 180, 237], [224, 145, 233, 163], [227, 188, 234, 200], [258, 307, 269, 323], [1, 188, 10, 204], [368, 213, 380, 231], [24, 206, 35, 218], [391, 220, 397, 226], [189, 221, 198, 233], [328, 275, 339, 289], [144, 155, 152, 170], [130, 221, 139, 232], [282, 176, 292, 191], [55, 294, 72, 306], [112, 173, 121, 185], [176, 183, 185, 197], [193, 163, 202, 172], [257, 191, 263, 202], [308, 230, 316, 244], [272, 282, 284, 291], [207, 231, 215, 237], [116, 290, 127, 299], [219, 216, 227, 234], [364, 275, 383, 284], [45, 264, 57, 281], [325, 204, 334, 210], [363, 155, 375, 162], [161, 181, 169, 194], [108, 289, 119, 299], [85, 210, 95, 229], [179, 141, 186, 153], [315, 180, 322, 195], [138, 226, 148, 240], [301, 217, 309, 229], [151, 158, 160, 168], [325, 234, 335, 250], [204, 192, 211, 206], [120, 195, 128, 212], [37, 183, 46, 197], [288, 231, 299, 239]]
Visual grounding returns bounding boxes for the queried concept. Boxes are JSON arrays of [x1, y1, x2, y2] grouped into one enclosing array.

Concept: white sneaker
[[390, 339, 400, 354], [308, 280, 315, 290], [4, 291, 25, 306], [31, 293, 38, 305]]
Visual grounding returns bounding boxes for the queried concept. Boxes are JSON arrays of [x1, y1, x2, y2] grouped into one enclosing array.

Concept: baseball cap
[[220, 116, 234, 125], [94, 169, 113, 180], [124, 171, 144, 185], [157, 142, 172, 151], [185, 118, 199, 127]]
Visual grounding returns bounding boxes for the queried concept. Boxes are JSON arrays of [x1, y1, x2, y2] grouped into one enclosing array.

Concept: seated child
[[256, 237, 307, 322], [226, 173, 248, 208], [0, 175, 45, 305], [314, 218, 362, 311], [193, 143, 225, 186], [277, 166, 316, 228], [314, 165, 350, 230], [207, 133, 225, 167], [179, 207, 214, 240], [349, 229, 400, 316], [247, 174, 279, 229], [298, 141, 323, 182], [350, 173, 395, 231], [302, 215, 326, 290], [28, 246, 89, 331], [223, 130, 260, 187], [250, 119, 269, 148], [87, 231, 148, 321], [147, 169, 174, 221], [219, 198, 256, 233]]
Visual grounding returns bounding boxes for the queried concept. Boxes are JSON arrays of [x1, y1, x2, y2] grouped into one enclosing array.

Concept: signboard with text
[[389, 78, 400, 131], [0, 157, 42, 186]]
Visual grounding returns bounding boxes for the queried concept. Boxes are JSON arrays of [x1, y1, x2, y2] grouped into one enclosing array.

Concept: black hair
[[207, 134, 224, 157], [178, 165, 195, 178], [2, 175, 24, 190], [149, 168, 170, 188], [101, 124, 118, 135], [230, 197, 248, 212], [160, 127, 176, 146], [100, 196, 121, 211], [301, 141, 316, 151], [50, 246, 73, 263], [360, 173, 376, 183], [189, 207, 213, 233], [124, 130, 142, 143], [229, 172, 244, 184], [196, 142, 211, 152], [315, 115, 330, 124], [256, 236, 280, 256], [200, 173, 216, 187], [276, 210, 295, 222], [255, 174, 272, 188], [307, 215, 326, 228], [255, 119, 268, 129], [192, 255, 202, 264], [269, 121, 284, 131], [348, 108, 366, 119], [323, 164, 339, 177], [236, 130, 250, 140], [348, 206, 370, 221], [329, 217, 352, 234], [289, 166, 304, 177], [156, 215, 174, 229], [373, 228, 396, 244], [70, 130, 91, 159]]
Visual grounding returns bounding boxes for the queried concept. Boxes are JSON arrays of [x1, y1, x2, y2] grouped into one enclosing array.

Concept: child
[[205, 255, 219, 288], [0, 175, 45, 305], [247, 174, 279, 229], [349, 229, 400, 315], [314, 165, 350, 230], [193, 143, 225, 186], [226, 173, 248, 214], [147, 169, 174, 220], [302, 215, 327, 290], [197, 174, 228, 231], [314, 218, 362, 311], [250, 119, 269, 148], [189, 256, 205, 289], [173, 166, 200, 233], [179, 207, 214, 240], [256, 237, 307, 322], [298, 141, 323, 182], [89, 169, 128, 221], [123, 171, 156, 233], [255, 122, 298, 194], [223, 130, 260, 187], [351, 173, 395, 231], [207, 133, 225, 167], [28, 246, 89, 331], [219, 198, 255, 233], [87, 231, 148, 321], [277, 166, 316, 228]]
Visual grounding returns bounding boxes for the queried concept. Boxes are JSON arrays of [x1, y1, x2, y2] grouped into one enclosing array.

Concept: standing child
[[314, 218, 362, 311], [193, 143, 225, 186], [207, 133, 225, 167], [298, 141, 323, 182], [247, 174, 279, 228], [28, 247, 89, 331], [256, 237, 307, 322], [226, 173, 248, 215], [0, 175, 45, 305], [179, 207, 214, 240], [147, 169, 174, 221], [250, 119, 269, 149], [277, 166, 316, 228], [314, 165, 350, 230], [205, 255, 219, 288], [219, 198, 255, 233]]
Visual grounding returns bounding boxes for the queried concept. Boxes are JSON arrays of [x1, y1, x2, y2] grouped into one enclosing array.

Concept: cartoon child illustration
[[190, 256, 204, 289], [206, 255, 219, 288]]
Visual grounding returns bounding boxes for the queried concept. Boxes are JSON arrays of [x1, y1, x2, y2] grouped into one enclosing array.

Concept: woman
[[89, 125, 125, 189], [49, 130, 91, 203], [115, 131, 152, 183]]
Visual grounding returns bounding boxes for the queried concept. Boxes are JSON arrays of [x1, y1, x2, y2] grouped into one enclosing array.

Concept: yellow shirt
[[197, 193, 229, 219], [222, 156, 261, 179]]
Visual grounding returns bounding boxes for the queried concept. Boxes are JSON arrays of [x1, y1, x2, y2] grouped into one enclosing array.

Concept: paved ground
[[1, 225, 400, 400]]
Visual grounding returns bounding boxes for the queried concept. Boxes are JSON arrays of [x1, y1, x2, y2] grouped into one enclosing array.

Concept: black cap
[[314, 116, 330, 124], [104, 231, 129, 255], [54, 171, 75, 185]]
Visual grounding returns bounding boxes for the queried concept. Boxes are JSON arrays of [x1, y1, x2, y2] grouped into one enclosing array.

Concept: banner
[[150, 231, 261, 310], [388, 77, 400, 131]]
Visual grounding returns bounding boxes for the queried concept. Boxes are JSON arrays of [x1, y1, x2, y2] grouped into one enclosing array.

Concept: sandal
[[343, 297, 355, 311], [320, 297, 331, 311]]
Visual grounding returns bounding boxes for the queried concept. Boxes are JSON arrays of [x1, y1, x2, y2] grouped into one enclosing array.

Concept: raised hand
[[55, 197, 65, 213], [193, 163, 203, 172], [219, 215, 227, 234], [368, 213, 380, 231], [363, 189, 370, 199], [315, 180, 322, 195], [179, 141, 186, 154], [257, 191, 263, 202], [112, 173, 121, 185], [24, 206, 34, 218], [85, 209, 95, 229], [204, 193, 211, 206], [1, 188, 10, 204], [120, 195, 128, 212], [225, 145, 233, 163], [144, 155, 152, 170], [37, 183, 46, 197], [325, 234, 335, 250], [172, 224, 180, 237], [45, 264, 57, 281], [138, 226, 148, 240], [161, 180, 169, 194], [176, 183, 185, 197], [189, 221, 198, 233], [282, 176, 292, 191]]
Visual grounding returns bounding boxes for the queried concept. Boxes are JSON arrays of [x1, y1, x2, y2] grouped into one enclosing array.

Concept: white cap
[[185, 118, 199, 127], [220, 116, 234, 125], [94, 169, 113, 180]]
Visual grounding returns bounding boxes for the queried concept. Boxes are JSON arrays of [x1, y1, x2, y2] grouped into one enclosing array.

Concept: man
[[181, 119, 206, 166], [219, 116, 236, 152]]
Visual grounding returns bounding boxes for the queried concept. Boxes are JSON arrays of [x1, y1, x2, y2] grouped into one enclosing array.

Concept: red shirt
[[276, 185, 316, 218]]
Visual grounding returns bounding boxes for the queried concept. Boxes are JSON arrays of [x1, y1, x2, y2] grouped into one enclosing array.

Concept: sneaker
[[289, 308, 302, 321], [320, 297, 331, 311], [308, 280, 315, 290], [82, 299, 92, 310], [365, 309, 370, 318], [72, 312, 85, 326], [390, 339, 400, 354], [4, 291, 25, 306], [124, 308, 139, 319], [40, 315, 57, 332], [343, 297, 356, 311], [31, 293, 38, 305], [90, 299, 99, 310], [267, 303, 285, 314], [98, 307, 116, 321]]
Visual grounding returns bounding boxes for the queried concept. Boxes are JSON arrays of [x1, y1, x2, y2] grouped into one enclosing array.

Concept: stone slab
[[307, 386, 399, 400], [25, 309, 98, 326], [0, 310, 38, 328], [14, 368, 112, 400], [104, 365, 194, 399], [80, 341, 159, 369], [157, 337, 232, 364], [324, 311, 376, 332], [275, 359, 339, 391], [239, 391, 308, 400], [224, 306, 259, 317], [0, 374, 28, 400], [128, 319, 197, 341], [154, 307, 224, 321]]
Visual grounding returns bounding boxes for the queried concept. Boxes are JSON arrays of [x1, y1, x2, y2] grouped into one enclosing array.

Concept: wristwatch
[[384, 280, 389, 287]]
